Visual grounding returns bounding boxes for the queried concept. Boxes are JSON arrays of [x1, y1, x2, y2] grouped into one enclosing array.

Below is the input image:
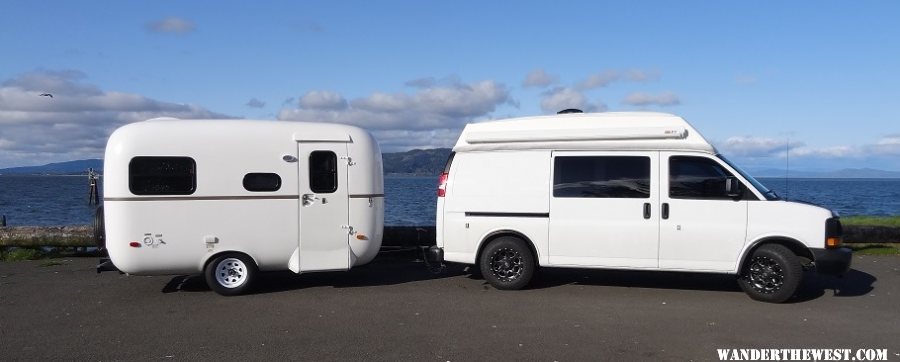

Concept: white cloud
[[280, 79, 511, 131], [298, 91, 348, 110], [717, 136, 791, 157], [245, 98, 266, 108], [0, 70, 227, 168], [622, 91, 680, 107], [146, 17, 195, 34], [522, 69, 557, 88], [577, 69, 659, 90], [539, 88, 607, 114]]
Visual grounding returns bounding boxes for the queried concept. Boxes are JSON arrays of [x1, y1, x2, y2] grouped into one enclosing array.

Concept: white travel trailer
[[430, 111, 851, 303], [97, 118, 384, 295]]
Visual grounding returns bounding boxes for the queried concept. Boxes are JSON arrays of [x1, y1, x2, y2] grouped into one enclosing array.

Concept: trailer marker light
[[129, 241, 141, 248], [437, 172, 449, 197], [356, 234, 368, 240]]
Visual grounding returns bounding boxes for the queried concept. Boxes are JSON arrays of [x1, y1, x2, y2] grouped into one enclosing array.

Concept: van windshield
[[717, 154, 780, 201]]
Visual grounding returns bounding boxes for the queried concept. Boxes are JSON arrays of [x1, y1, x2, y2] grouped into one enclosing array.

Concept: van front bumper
[[812, 247, 852, 276]]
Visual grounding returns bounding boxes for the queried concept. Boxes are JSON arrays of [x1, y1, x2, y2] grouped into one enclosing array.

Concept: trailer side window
[[243, 173, 282, 192], [309, 151, 337, 193], [553, 156, 650, 198], [669, 156, 737, 200], [129, 157, 196, 195]]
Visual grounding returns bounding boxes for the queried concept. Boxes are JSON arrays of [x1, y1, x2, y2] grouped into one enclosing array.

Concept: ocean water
[[0, 175, 898, 226]]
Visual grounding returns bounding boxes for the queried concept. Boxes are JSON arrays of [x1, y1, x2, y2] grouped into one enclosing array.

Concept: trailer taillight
[[437, 172, 449, 197]]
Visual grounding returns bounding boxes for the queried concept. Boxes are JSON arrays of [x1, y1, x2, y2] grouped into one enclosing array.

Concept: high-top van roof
[[453, 112, 716, 153]]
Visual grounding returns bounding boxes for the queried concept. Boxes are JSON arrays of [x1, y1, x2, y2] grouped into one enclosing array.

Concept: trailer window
[[129, 157, 196, 195], [553, 156, 650, 198], [309, 151, 337, 193], [243, 173, 282, 192]]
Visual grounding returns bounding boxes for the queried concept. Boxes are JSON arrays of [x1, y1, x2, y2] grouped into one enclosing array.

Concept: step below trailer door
[[298, 142, 350, 272]]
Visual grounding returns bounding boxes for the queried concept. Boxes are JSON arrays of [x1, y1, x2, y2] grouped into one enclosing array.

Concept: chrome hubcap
[[489, 248, 524, 282], [215, 258, 247, 288], [746, 256, 784, 294]]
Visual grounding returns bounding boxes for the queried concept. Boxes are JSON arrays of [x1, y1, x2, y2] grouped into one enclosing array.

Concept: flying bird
[[39, 93, 53, 98]]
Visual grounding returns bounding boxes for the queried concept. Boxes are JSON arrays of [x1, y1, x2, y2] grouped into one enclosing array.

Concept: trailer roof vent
[[557, 108, 584, 114]]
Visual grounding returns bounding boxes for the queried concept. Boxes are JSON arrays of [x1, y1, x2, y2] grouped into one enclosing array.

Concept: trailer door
[[298, 143, 350, 272]]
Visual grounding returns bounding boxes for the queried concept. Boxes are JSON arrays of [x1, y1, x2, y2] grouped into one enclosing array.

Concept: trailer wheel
[[480, 236, 535, 290], [737, 244, 802, 303], [205, 253, 257, 296]]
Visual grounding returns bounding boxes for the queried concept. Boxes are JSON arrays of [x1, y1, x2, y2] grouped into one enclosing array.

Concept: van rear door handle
[[643, 203, 651, 219], [662, 203, 669, 220]]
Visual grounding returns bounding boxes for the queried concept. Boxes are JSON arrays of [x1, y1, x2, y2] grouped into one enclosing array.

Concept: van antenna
[[784, 136, 789, 200]]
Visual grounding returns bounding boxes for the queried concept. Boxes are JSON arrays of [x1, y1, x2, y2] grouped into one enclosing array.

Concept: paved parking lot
[[1, 252, 898, 360]]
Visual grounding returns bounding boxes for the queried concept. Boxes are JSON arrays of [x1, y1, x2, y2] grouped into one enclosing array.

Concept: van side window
[[309, 151, 338, 193], [243, 173, 281, 192], [553, 156, 650, 198], [129, 156, 196, 195], [669, 156, 735, 199]]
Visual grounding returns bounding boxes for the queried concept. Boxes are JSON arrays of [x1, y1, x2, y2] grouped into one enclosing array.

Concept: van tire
[[738, 244, 802, 303], [480, 237, 535, 290], [205, 253, 257, 296]]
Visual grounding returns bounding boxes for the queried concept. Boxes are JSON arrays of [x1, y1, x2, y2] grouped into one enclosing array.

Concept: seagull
[[39, 93, 53, 98]]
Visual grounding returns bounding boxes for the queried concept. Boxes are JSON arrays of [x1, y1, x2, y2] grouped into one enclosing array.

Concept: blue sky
[[1, 1, 898, 171]]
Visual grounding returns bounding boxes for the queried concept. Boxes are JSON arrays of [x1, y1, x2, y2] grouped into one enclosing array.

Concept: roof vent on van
[[557, 109, 583, 114]]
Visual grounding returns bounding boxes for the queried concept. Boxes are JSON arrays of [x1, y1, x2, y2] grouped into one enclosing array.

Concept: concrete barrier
[[0, 225, 437, 248], [1, 225, 896, 248]]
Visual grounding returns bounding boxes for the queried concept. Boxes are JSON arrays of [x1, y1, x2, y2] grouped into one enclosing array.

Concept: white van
[[431, 111, 850, 303], [96, 118, 384, 295]]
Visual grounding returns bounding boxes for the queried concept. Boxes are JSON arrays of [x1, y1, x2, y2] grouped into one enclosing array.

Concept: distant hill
[[0, 159, 103, 175], [382, 148, 452, 176], [749, 167, 900, 179], [0, 149, 454, 177], [5, 153, 897, 179]]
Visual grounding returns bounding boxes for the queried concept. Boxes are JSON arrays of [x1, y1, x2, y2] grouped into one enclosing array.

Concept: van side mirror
[[725, 176, 742, 198]]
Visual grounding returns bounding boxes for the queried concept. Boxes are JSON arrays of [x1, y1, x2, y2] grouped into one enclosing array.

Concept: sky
[[1, 1, 899, 171]]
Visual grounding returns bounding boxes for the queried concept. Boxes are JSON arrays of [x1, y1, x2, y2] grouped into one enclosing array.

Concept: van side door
[[658, 153, 748, 271], [297, 143, 351, 272], [548, 151, 659, 268]]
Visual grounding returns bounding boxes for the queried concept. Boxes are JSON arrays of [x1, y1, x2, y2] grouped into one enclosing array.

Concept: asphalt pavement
[[1, 252, 898, 361]]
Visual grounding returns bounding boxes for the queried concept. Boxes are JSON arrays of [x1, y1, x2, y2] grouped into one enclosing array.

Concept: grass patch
[[842, 216, 900, 228], [1, 247, 44, 261], [846, 243, 900, 255]]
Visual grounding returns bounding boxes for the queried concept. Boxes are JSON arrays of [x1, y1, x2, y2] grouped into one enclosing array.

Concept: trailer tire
[[205, 253, 257, 296], [738, 244, 802, 303], [480, 236, 535, 290]]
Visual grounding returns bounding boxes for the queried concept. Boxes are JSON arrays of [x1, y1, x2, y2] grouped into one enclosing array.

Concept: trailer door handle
[[643, 203, 651, 219], [662, 203, 669, 220], [302, 194, 319, 206]]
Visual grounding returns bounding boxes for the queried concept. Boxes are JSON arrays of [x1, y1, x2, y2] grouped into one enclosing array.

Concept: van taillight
[[437, 172, 449, 197]]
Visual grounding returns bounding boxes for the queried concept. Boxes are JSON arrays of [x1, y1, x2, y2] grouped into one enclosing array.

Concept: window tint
[[553, 156, 650, 198], [669, 156, 735, 199], [309, 151, 337, 193], [129, 157, 196, 195], [243, 173, 281, 192]]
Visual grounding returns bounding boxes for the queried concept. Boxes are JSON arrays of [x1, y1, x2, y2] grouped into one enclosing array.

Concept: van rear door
[[298, 143, 351, 272], [549, 151, 660, 268]]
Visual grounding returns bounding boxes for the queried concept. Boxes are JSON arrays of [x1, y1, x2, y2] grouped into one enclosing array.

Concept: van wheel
[[480, 237, 535, 290], [205, 253, 257, 296], [738, 244, 802, 303]]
